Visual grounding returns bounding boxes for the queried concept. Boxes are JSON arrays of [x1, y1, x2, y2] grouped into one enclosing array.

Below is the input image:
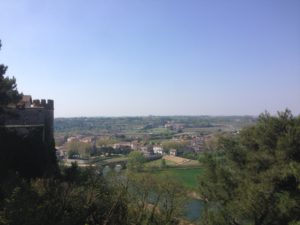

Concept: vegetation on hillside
[[199, 110, 300, 225], [1, 40, 299, 224]]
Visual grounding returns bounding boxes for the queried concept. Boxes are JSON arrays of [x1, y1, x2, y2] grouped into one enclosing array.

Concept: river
[[184, 198, 203, 222]]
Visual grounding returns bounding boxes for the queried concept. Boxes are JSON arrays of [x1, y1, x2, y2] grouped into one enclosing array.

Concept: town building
[[169, 149, 177, 156], [153, 146, 164, 155]]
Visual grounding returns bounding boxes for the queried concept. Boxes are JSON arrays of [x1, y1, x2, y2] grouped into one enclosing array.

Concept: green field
[[148, 167, 202, 190]]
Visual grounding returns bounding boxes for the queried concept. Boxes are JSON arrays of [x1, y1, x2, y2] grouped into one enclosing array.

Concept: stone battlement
[[1, 95, 54, 143], [32, 99, 54, 110]]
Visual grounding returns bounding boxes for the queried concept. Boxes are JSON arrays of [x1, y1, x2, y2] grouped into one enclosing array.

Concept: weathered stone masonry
[[0, 96, 54, 143]]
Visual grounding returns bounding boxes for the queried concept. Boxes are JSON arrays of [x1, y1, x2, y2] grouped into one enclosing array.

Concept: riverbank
[[187, 191, 202, 200]]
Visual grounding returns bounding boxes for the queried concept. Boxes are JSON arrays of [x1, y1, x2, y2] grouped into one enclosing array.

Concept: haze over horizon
[[1, 0, 299, 117]]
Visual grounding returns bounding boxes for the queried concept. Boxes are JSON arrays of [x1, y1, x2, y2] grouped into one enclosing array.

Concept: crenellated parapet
[[1, 96, 55, 144], [32, 99, 54, 110]]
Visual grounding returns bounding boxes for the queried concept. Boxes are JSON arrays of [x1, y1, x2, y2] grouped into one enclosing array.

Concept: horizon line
[[54, 114, 259, 119]]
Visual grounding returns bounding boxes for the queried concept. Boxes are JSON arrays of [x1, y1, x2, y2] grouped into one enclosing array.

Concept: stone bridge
[[100, 159, 127, 169]]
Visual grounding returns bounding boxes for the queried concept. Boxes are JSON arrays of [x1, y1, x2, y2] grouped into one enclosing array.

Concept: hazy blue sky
[[1, 0, 299, 117]]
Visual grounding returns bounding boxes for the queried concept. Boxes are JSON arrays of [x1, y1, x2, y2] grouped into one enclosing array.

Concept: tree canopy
[[0, 40, 22, 110], [199, 110, 300, 225], [127, 151, 146, 172]]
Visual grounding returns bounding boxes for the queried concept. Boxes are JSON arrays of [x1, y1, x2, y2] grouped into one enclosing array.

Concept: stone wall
[[1, 99, 54, 142], [0, 98, 58, 178]]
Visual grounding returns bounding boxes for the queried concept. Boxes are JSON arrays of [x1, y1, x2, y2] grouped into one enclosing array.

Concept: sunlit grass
[[147, 167, 203, 190]]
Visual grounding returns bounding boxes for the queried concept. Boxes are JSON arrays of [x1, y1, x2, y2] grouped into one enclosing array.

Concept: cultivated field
[[163, 155, 199, 166], [145, 155, 200, 168]]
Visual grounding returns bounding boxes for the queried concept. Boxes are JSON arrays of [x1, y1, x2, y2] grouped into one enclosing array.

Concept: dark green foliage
[[0, 40, 22, 110], [160, 158, 167, 168], [199, 110, 300, 225], [0, 167, 128, 225], [0, 156, 183, 225], [1, 165, 187, 225], [127, 151, 145, 172], [182, 152, 201, 160], [122, 172, 186, 225]]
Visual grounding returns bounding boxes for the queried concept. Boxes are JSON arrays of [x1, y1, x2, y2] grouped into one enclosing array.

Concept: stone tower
[[1, 95, 54, 143], [0, 95, 58, 178]]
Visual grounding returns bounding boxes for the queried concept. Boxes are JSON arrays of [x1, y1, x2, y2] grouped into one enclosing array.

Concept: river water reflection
[[184, 198, 203, 221]]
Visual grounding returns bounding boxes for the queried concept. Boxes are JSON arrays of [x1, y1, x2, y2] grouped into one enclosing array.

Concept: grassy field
[[148, 167, 203, 190], [146, 156, 200, 168]]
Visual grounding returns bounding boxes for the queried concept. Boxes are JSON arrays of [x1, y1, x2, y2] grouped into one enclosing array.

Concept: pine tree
[[0, 40, 22, 110], [199, 110, 300, 225]]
